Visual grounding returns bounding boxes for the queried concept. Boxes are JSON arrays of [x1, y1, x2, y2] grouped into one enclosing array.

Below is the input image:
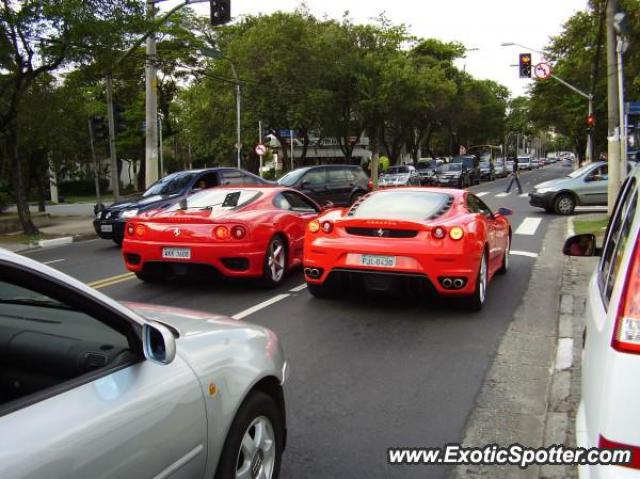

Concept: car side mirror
[[496, 207, 513, 216], [563, 234, 602, 257], [142, 322, 176, 365]]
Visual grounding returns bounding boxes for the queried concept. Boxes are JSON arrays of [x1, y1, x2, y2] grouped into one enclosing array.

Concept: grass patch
[[574, 217, 609, 235], [0, 233, 54, 244]]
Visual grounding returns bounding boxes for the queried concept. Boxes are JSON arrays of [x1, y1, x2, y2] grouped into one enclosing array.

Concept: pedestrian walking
[[506, 158, 523, 194]]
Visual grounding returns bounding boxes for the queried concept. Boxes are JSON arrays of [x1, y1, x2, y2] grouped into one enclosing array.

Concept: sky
[[164, 0, 588, 98]]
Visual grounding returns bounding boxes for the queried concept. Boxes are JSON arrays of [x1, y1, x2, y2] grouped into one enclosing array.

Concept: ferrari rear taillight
[[449, 226, 464, 241], [214, 226, 230, 240], [126, 224, 134, 236], [432, 226, 446, 239], [598, 435, 640, 469], [308, 220, 320, 233], [321, 221, 334, 233], [612, 240, 640, 355], [134, 224, 146, 237], [231, 225, 247, 239]]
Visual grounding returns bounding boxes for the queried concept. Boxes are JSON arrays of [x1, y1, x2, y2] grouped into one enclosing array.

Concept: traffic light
[[114, 105, 127, 134], [519, 53, 532, 78], [587, 114, 595, 129], [91, 116, 107, 142], [210, 0, 231, 26]]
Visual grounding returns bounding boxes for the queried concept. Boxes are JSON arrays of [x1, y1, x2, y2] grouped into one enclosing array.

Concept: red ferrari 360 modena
[[303, 187, 512, 309], [122, 186, 320, 286]]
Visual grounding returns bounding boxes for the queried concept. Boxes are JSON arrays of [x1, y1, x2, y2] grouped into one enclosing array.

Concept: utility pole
[[145, 0, 159, 188], [158, 113, 164, 177], [235, 67, 241, 169], [106, 75, 120, 200], [88, 119, 101, 205], [606, 0, 621, 215], [258, 120, 264, 176]]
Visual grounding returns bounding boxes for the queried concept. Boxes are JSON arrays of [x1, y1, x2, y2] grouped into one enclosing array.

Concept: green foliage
[[59, 179, 109, 197]]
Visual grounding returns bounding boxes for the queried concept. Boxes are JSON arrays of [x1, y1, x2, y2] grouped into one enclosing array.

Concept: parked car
[[479, 161, 496, 181], [531, 158, 540, 169], [547, 156, 558, 164], [123, 187, 319, 287], [303, 188, 512, 310], [277, 164, 370, 206], [529, 161, 610, 215], [494, 159, 508, 178], [434, 163, 471, 188], [539, 158, 547, 167], [562, 157, 573, 167], [0, 248, 288, 479], [517, 156, 533, 171], [94, 168, 270, 246], [416, 159, 444, 185], [564, 165, 640, 478], [451, 155, 481, 185], [378, 165, 421, 188]]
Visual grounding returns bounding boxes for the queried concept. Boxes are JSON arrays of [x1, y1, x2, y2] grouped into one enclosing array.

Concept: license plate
[[361, 254, 396, 268], [100, 224, 113, 233], [162, 247, 191, 259]]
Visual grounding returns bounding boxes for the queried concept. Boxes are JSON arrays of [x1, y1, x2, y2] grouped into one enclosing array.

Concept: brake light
[[308, 220, 320, 233], [127, 224, 135, 236], [231, 225, 247, 239], [449, 226, 464, 241], [214, 226, 229, 240], [432, 226, 446, 239], [321, 221, 334, 233], [134, 224, 146, 237], [612, 241, 640, 354], [598, 435, 640, 469]]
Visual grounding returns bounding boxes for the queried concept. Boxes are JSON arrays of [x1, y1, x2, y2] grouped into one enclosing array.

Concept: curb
[[5, 233, 97, 254]]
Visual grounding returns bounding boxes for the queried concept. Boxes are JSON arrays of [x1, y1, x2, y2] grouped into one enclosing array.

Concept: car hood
[[534, 177, 573, 190], [123, 301, 265, 337], [438, 171, 461, 177], [106, 194, 180, 211]]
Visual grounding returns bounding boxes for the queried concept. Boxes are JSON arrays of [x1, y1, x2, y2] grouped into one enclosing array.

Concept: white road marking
[[476, 192, 490, 197], [495, 192, 510, 197], [290, 283, 308, 292], [555, 338, 574, 371], [519, 193, 529, 198], [232, 294, 290, 320], [575, 206, 608, 212], [567, 217, 576, 237], [510, 250, 539, 258], [43, 259, 65, 265], [515, 217, 542, 236]]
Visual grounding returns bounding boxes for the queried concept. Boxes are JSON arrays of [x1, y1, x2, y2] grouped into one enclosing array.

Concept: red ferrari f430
[[122, 187, 320, 286], [303, 188, 512, 309]]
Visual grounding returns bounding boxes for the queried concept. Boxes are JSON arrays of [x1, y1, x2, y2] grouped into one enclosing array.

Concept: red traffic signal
[[587, 114, 595, 128]]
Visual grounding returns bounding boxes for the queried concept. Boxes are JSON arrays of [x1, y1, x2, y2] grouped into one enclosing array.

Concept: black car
[[94, 167, 270, 245], [416, 159, 444, 185], [277, 164, 370, 206], [479, 161, 495, 181], [434, 163, 471, 188], [451, 155, 481, 185]]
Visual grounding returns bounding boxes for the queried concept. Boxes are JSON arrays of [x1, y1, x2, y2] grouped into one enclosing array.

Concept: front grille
[[345, 227, 418, 238]]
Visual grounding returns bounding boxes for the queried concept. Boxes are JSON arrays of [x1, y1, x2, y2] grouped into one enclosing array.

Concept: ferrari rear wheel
[[465, 251, 488, 311], [259, 236, 287, 288]]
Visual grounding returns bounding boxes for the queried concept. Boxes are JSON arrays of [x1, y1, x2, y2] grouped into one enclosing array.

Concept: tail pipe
[[304, 267, 323, 280]]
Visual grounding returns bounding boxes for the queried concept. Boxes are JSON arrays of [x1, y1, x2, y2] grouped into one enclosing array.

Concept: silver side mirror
[[142, 322, 177, 365]]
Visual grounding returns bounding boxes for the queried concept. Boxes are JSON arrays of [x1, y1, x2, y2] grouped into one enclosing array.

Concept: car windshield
[[351, 191, 451, 220], [437, 163, 462, 172], [568, 163, 601, 178], [517, 158, 530, 163], [480, 162, 490, 168], [169, 189, 260, 211], [277, 168, 309, 186], [417, 160, 437, 170], [143, 172, 196, 197], [386, 166, 410, 175]]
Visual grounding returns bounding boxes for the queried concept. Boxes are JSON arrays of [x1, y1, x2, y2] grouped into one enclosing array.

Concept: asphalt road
[[22, 164, 602, 478]]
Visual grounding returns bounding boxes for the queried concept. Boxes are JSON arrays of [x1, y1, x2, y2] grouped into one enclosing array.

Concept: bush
[[59, 179, 109, 197]]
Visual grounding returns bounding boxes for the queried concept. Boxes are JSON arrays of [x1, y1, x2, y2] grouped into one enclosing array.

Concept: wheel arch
[[553, 189, 580, 206]]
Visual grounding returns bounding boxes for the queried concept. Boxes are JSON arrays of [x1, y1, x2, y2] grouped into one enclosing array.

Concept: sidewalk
[[451, 218, 596, 479], [0, 216, 96, 253]]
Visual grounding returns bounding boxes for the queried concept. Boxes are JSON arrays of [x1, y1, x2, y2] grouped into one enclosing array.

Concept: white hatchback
[[565, 166, 640, 477]]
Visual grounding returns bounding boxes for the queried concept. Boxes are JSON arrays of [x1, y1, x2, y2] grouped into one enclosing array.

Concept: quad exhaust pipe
[[304, 267, 322, 279], [439, 277, 466, 290]]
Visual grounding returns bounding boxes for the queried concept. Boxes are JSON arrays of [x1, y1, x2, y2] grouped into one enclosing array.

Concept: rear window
[[170, 189, 260, 211], [349, 191, 452, 221]]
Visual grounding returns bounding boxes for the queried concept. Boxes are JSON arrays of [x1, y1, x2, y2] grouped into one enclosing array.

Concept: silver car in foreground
[[0, 248, 287, 479]]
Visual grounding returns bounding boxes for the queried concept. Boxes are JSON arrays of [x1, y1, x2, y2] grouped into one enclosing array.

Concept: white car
[[517, 156, 532, 170], [564, 166, 640, 477]]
